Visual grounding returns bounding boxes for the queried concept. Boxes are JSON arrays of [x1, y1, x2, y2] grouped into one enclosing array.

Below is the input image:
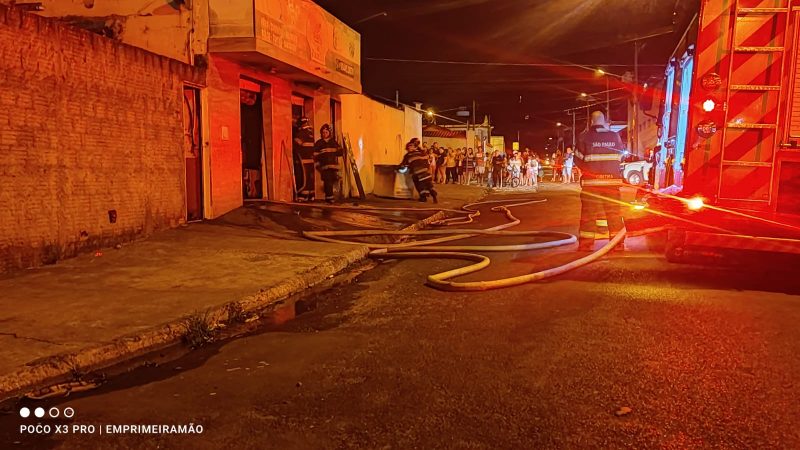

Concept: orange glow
[[687, 197, 705, 211]]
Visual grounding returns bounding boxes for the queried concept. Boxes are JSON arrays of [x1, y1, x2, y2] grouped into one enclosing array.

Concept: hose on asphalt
[[262, 197, 629, 291]]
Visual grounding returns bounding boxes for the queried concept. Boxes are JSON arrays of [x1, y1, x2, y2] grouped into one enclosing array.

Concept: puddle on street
[[0, 261, 385, 440]]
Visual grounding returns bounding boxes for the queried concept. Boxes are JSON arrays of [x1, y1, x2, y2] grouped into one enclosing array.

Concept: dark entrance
[[241, 88, 264, 199], [182, 86, 203, 222]]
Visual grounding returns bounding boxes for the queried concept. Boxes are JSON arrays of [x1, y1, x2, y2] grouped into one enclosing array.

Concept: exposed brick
[[0, 5, 205, 273]]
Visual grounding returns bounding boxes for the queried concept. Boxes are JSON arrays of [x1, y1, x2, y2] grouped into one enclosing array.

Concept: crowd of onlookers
[[421, 142, 581, 189]]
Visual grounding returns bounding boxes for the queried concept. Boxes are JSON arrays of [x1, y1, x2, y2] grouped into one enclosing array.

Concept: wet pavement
[[3, 184, 800, 449]]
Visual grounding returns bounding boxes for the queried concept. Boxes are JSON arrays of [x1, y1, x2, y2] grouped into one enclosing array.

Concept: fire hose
[[269, 197, 630, 291]]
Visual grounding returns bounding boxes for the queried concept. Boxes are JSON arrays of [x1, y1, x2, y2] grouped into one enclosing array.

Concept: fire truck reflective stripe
[[730, 84, 781, 91], [596, 220, 608, 227], [734, 46, 784, 52], [738, 8, 789, 15], [726, 122, 777, 129], [721, 160, 772, 167], [579, 231, 595, 239], [583, 153, 621, 162]]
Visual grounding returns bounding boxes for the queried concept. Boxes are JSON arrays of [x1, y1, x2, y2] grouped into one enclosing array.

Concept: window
[[674, 53, 694, 171]]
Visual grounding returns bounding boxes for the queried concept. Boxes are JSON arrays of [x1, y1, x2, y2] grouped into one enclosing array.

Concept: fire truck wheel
[[665, 244, 687, 263], [626, 170, 644, 186]]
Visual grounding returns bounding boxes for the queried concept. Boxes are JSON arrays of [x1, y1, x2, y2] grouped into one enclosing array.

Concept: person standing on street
[[292, 117, 316, 202], [446, 148, 458, 183], [562, 147, 575, 183], [436, 145, 447, 183], [313, 124, 343, 204], [491, 150, 506, 188], [475, 146, 486, 186], [575, 110, 626, 252], [400, 139, 438, 203]]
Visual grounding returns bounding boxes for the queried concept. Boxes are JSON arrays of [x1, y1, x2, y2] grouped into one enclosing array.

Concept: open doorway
[[241, 83, 265, 199], [183, 86, 204, 222]]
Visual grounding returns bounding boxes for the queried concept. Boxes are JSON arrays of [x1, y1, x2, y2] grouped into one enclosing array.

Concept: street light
[[556, 122, 562, 127], [580, 92, 588, 98], [596, 69, 611, 123]]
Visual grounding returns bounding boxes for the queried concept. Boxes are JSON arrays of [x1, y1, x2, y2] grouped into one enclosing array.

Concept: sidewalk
[[0, 184, 486, 400]]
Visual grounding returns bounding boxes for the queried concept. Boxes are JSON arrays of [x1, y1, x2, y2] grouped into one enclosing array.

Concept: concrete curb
[[0, 193, 488, 401], [0, 245, 370, 402]]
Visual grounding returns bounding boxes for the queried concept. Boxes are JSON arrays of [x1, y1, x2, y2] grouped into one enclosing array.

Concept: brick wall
[[0, 6, 204, 273]]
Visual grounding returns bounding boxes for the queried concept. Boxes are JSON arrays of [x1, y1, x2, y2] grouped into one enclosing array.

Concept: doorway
[[241, 86, 265, 199], [183, 86, 204, 222]]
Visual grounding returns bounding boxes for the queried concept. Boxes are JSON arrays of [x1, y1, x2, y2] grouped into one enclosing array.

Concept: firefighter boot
[[430, 189, 439, 204]]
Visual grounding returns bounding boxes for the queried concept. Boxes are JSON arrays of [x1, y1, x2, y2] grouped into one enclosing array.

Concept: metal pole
[[572, 112, 577, 149], [473, 100, 476, 130], [606, 76, 611, 123], [633, 40, 640, 156], [395, 90, 399, 108]]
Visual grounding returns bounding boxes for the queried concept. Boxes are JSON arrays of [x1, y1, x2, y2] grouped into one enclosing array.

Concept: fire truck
[[632, 0, 800, 262]]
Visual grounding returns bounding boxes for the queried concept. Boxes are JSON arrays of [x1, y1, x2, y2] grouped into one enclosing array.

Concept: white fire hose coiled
[[263, 197, 627, 291]]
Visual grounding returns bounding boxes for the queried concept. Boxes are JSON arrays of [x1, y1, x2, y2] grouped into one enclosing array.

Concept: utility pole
[[606, 76, 611, 124], [572, 111, 577, 150], [632, 39, 641, 156]]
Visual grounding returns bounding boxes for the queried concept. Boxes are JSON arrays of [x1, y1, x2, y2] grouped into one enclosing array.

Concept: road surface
[[3, 184, 800, 449]]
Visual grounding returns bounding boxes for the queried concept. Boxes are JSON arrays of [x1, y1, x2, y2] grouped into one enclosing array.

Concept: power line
[[365, 57, 663, 67]]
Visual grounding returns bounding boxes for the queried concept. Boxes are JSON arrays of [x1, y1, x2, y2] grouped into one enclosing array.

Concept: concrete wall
[[4, 0, 208, 64], [340, 95, 422, 194], [0, 6, 204, 273]]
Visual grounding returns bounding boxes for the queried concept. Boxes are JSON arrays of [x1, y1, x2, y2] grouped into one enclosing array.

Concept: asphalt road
[[3, 184, 800, 449]]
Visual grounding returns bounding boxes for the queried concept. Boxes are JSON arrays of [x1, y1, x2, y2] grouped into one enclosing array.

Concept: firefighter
[[575, 110, 626, 252], [292, 117, 316, 202], [313, 124, 343, 204], [400, 138, 438, 203]]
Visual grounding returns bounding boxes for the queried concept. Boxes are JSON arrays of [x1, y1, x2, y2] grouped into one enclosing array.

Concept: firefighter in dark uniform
[[575, 111, 626, 251], [313, 124, 343, 204], [400, 138, 438, 203], [292, 117, 316, 202]]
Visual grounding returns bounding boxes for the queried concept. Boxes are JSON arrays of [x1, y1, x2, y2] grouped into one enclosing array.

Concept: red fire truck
[[632, 0, 800, 262]]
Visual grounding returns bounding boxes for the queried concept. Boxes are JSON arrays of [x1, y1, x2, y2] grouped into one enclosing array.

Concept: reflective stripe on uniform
[[582, 178, 623, 186], [301, 159, 314, 164], [316, 149, 339, 154], [596, 219, 608, 227], [319, 165, 339, 170], [584, 153, 621, 162], [580, 230, 611, 239]]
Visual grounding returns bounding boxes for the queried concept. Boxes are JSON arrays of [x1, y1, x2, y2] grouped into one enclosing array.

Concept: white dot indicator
[[34, 407, 45, 418], [48, 407, 60, 418], [19, 407, 30, 418], [63, 407, 75, 418]]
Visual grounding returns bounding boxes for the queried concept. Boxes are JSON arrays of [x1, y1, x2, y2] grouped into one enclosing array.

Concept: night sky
[[316, 0, 699, 148]]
